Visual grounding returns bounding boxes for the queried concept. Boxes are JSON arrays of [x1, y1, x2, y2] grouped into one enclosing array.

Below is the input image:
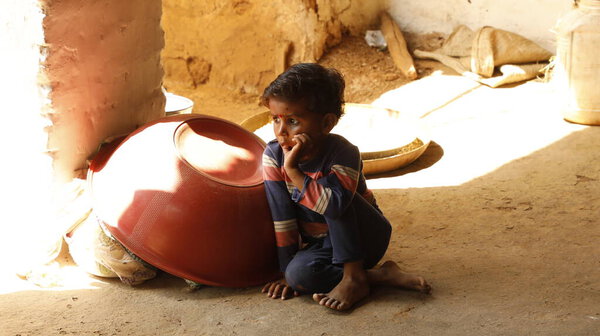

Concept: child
[[260, 63, 431, 311]]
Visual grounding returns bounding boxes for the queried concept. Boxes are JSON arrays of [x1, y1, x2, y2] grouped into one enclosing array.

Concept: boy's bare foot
[[311, 260, 430, 311], [312, 274, 370, 311], [374, 260, 431, 294]]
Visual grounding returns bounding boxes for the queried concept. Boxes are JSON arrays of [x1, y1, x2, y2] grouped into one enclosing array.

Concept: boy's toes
[[324, 297, 337, 307], [332, 300, 347, 311], [313, 293, 326, 303], [419, 278, 432, 294], [313, 293, 354, 311]]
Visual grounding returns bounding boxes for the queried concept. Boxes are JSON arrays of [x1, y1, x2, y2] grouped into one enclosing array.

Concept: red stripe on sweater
[[301, 182, 324, 209], [263, 166, 284, 181], [300, 221, 328, 237], [333, 170, 358, 193], [275, 230, 298, 247]]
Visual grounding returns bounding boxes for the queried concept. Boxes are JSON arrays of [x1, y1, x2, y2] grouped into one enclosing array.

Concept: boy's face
[[267, 97, 331, 160]]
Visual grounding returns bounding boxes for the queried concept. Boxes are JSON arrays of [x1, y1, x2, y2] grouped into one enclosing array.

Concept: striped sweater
[[262, 134, 376, 272]]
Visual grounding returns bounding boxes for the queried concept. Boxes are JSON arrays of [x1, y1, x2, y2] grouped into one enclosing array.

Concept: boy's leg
[[315, 195, 431, 310], [285, 194, 391, 294], [284, 237, 343, 294], [312, 194, 392, 310], [348, 197, 431, 294], [328, 194, 392, 268]]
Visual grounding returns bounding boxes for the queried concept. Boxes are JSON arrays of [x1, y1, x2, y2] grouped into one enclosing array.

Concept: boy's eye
[[288, 119, 299, 126], [272, 115, 280, 123]]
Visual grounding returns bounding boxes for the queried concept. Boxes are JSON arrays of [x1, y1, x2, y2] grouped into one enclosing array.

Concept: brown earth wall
[[161, 0, 385, 95]]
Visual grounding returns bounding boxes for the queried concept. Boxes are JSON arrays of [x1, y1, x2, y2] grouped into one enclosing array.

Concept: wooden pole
[[380, 12, 417, 80]]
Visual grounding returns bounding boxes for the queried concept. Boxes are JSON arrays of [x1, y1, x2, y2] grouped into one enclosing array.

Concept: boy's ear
[[322, 113, 338, 133]]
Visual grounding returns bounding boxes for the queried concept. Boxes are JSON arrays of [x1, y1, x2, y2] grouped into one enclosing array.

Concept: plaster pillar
[[0, 0, 165, 269]]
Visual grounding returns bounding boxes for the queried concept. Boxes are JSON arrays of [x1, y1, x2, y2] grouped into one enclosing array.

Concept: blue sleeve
[[262, 144, 300, 272], [295, 143, 362, 219]]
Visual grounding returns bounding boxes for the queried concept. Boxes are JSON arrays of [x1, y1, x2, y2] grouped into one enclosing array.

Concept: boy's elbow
[[323, 200, 350, 219], [320, 190, 353, 218], [323, 210, 342, 219]]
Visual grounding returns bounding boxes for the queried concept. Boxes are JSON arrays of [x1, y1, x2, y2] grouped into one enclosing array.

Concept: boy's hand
[[282, 134, 312, 192], [261, 278, 300, 300], [283, 133, 312, 169]]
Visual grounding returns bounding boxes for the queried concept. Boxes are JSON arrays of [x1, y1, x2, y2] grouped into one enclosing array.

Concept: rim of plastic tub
[[173, 115, 266, 187]]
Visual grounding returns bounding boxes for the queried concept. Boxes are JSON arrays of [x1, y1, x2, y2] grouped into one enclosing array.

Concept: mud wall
[[388, 0, 573, 53], [161, 0, 385, 95], [161, 0, 572, 96], [44, 0, 165, 183]]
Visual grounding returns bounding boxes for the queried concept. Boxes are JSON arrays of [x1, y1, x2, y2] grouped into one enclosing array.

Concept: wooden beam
[[380, 12, 417, 80]]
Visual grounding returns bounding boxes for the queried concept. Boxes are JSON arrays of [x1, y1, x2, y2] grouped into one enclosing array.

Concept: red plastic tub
[[88, 114, 280, 287]]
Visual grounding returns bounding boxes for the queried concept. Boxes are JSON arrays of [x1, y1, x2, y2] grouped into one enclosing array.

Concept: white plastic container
[[554, 0, 600, 125], [164, 91, 194, 116]]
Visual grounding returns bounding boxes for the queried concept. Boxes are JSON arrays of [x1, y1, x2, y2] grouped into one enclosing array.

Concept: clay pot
[[88, 114, 280, 287]]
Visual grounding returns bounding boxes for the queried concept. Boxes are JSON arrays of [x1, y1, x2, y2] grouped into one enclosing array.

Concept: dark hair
[[261, 63, 345, 119]]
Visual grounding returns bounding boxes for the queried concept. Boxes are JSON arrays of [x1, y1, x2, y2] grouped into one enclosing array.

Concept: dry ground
[[2, 36, 599, 336]]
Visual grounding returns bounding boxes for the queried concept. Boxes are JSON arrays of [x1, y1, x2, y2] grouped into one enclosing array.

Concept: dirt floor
[[3, 36, 600, 336]]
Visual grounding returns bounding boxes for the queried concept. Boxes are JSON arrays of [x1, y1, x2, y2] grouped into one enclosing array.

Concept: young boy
[[260, 63, 430, 311]]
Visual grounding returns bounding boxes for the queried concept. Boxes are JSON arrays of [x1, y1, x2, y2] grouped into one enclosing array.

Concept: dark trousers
[[284, 194, 392, 293]]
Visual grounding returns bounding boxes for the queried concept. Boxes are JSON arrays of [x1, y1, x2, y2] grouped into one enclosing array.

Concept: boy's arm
[[292, 144, 361, 219], [282, 133, 310, 191], [262, 148, 300, 272]]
